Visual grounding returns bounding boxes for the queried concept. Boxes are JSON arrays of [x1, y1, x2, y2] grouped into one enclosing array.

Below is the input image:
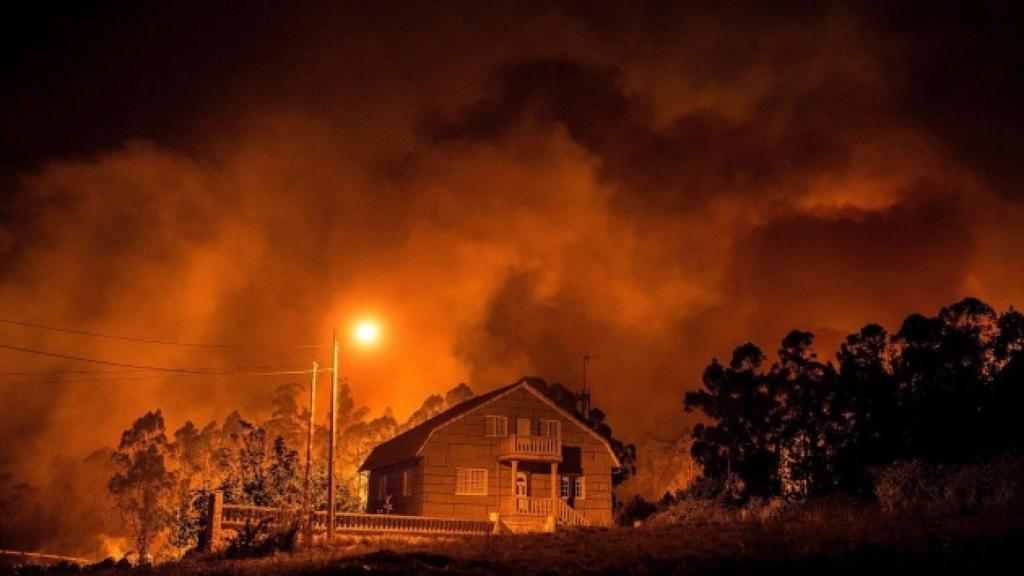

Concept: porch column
[[548, 461, 559, 533], [550, 462, 557, 505], [510, 459, 518, 513]]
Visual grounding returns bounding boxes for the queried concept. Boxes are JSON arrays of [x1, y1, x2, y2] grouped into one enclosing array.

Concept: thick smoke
[[1, 0, 1022, 550]]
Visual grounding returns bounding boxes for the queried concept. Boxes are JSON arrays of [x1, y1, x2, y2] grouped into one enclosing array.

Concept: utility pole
[[327, 329, 339, 539], [302, 361, 317, 543]]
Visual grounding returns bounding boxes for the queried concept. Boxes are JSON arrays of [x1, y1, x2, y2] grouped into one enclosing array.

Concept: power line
[[0, 370, 326, 387], [0, 368, 158, 376], [0, 341, 320, 375], [0, 318, 328, 349], [0, 370, 433, 401]]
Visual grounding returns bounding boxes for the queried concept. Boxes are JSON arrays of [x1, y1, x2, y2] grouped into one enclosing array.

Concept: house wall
[[369, 386, 616, 526], [366, 461, 421, 516]]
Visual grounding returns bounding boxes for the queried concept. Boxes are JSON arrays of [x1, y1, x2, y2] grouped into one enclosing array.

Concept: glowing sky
[[1, 1, 1022, 483]]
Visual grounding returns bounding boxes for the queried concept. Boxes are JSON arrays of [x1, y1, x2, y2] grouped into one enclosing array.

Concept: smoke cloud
[[1, 0, 1022, 549]]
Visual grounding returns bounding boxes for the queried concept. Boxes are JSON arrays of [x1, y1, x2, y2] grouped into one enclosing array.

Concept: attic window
[[485, 415, 508, 437]]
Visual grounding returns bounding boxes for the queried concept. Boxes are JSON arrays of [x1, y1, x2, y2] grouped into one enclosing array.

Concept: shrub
[[616, 495, 659, 526], [874, 456, 1024, 515], [224, 518, 300, 559]]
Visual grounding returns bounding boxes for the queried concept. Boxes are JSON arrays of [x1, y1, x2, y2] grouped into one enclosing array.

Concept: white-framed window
[[377, 475, 387, 499], [539, 419, 560, 438], [574, 476, 586, 499], [455, 468, 488, 495], [402, 470, 412, 497], [560, 475, 571, 499], [485, 415, 508, 437]]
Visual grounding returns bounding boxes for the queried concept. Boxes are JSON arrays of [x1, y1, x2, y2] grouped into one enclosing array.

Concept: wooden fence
[[205, 492, 494, 549]]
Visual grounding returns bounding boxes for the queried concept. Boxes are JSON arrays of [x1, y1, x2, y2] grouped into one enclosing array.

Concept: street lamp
[[353, 320, 380, 345], [327, 319, 382, 539]]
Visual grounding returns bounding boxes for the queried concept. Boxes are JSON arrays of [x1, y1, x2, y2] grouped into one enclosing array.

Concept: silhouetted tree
[[772, 330, 844, 494], [398, 394, 446, 433], [685, 343, 780, 498], [445, 382, 475, 407], [832, 324, 894, 491], [891, 298, 996, 461], [992, 307, 1024, 451], [686, 297, 1024, 500], [108, 410, 176, 564]]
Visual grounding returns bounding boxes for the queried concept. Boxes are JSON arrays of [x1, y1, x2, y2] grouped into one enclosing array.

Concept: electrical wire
[[0, 371, 326, 387], [0, 341, 321, 375], [0, 317, 328, 349], [0, 368, 160, 376]]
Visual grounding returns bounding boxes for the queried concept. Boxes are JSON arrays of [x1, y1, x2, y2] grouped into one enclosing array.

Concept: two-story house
[[359, 377, 620, 532]]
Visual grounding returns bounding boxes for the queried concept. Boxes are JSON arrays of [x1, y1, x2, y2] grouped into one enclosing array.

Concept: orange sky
[[2, 2, 1023, 487]]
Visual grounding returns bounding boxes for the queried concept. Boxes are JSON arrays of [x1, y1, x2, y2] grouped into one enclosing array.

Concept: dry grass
[[13, 511, 1024, 575]]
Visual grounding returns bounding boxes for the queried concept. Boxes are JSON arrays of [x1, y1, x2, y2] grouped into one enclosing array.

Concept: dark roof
[[358, 380, 525, 471]]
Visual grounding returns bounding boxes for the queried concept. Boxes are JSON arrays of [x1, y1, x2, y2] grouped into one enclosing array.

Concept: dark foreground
[[10, 513, 1024, 575]]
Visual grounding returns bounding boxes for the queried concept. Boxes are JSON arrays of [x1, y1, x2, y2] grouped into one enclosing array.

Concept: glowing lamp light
[[353, 320, 380, 346]]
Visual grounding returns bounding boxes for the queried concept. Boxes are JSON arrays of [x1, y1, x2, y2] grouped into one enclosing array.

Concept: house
[[358, 377, 621, 532]]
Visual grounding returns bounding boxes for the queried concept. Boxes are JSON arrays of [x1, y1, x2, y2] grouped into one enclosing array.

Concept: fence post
[[203, 491, 224, 552]]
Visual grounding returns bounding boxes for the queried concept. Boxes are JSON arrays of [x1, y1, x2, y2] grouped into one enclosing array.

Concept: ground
[[9, 512, 1024, 575]]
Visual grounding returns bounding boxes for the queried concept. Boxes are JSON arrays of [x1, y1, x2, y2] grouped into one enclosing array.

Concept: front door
[[514, 471, 529, 513], [516, 417, 531, 437], [515, 472, 528, 497]]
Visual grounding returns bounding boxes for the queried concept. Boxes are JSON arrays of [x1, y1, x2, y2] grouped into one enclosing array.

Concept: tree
[[268, 437, 301, 508], [992, 307, 1024, 451], [398, 394, 446, 433], [168, 420, 223, 553], [833, 324, 894, 491], [108, 410, 177, 563], [444, 383, 474, 407], [891, 298, 997, 461], [771, 330, 843, 495], [237, 420, 272, 506], [685, 297, 1024, 500], [685, 343, 780, 498], [264, 383, 307, 451]]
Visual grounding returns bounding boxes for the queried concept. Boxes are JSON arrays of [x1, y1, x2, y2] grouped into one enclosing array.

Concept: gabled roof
[[358, 377, 621, 471]]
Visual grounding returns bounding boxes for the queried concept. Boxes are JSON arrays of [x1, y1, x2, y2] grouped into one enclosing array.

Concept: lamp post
[[326, 320, 380, 541]]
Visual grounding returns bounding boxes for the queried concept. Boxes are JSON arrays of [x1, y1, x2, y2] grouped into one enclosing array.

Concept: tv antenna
[[579, 353, 593, 420]]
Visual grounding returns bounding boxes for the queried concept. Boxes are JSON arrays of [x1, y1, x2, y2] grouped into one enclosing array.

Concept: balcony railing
[[498, 435, 561, 461]]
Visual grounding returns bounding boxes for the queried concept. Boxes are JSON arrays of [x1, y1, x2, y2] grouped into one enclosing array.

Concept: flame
[[97, 534, 128, 560]]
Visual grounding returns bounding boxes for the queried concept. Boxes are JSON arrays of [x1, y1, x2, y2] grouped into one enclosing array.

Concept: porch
[[498, 456, 587, 532]]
